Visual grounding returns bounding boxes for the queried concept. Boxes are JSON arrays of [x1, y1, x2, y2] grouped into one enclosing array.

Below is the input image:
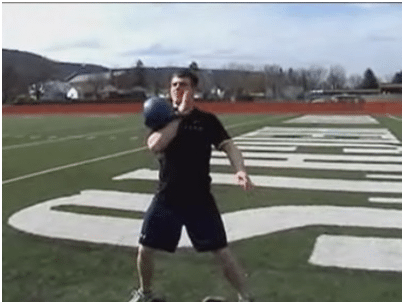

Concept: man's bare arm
[[147, 118, 182, 153], [220, 140, 254, 191]]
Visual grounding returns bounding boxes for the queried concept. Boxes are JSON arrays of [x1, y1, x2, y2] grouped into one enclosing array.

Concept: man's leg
[[137, 245, 155, 293], [213, 247, 250, 301]]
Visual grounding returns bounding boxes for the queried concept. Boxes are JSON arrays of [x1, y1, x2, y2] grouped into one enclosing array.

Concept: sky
[[2, 2, 402, 80]]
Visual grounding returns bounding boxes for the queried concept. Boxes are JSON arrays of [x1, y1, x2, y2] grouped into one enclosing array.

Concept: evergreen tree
[[189, 61, 199, 72], [361, 68, 379, 89], [392, 71, 402, 84]]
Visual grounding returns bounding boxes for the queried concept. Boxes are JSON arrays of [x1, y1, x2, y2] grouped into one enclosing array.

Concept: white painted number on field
[[7, 115, 402, 272]]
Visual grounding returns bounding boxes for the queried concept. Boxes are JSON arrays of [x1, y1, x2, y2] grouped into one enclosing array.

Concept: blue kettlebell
[[143, 97, 175, 130]]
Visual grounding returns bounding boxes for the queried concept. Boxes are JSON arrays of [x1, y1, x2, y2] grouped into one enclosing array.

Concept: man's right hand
[[177, 89, 192, 115], [147, 118, 182, 153]]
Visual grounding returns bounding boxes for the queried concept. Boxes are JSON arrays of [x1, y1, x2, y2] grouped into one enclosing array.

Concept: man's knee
[[138, 245, 155, 258], [213, 247, 233, 263]]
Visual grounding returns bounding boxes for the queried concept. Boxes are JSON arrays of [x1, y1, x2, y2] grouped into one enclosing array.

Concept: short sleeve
[[209, 114, 231, 150]]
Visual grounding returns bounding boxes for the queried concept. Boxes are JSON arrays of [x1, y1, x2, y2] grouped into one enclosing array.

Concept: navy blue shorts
[[139, 193, 228, 252]]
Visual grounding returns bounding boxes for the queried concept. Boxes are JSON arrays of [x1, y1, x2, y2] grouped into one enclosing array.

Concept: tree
[[88, 73, 108, 99], [287, 68, 298, 85], [189, 61, 199, 72], [2, 65, 20, 103], [263, 64, 284, 99], [136, 60, 144, 68], [361, 68, 379, 89], [306, 66, 328, 90], [391, 71, 402, 84], [347, 74, 363, 89], [134, 60, 146, 87], [326, 65, 346, 89]]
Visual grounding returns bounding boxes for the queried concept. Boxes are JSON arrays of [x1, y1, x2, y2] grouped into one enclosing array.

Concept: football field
[[2, 113, 402, 301]]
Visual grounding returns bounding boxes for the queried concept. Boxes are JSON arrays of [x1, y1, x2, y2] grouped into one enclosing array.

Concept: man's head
[[170, 69, 198, 88], [170, 69, 198, 112]]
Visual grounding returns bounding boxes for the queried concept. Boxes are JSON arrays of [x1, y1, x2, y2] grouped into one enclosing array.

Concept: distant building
[[380, 83, 402, 94], [29, 80, 78, 102], [68, 71, 111, 99], [67, 70, 147, 101]]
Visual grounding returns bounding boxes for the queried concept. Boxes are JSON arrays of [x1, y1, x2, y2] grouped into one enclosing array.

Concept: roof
[[69, 72, 112, 83]]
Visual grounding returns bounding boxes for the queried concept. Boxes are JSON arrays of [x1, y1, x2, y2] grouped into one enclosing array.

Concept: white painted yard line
[[343, 148, 402, 154], [309, 235, 401, 272], [2, 147, 148, 185], [9, 191, 401, 251], [387, 114, 402, 121], [3, 127, 136, 150], [237, 145, 297, 152], [245, 133, 390, 141], [234, 141, 400, 148], [259, 126, 389, 133], [252, 133, 399, 141], [366, 174, 402, 180], [3, 116, 267, 151], [113, 169, 402, 193], [284, 115, 380, 124], [251, 130, 389, 136], [2, 118, 264, 185], [224, 117, 276, 129], [212, 151, 402, 163], [234, 137, 400, 144], [368, 197, 402, 204], [210, 157, 402, 172]]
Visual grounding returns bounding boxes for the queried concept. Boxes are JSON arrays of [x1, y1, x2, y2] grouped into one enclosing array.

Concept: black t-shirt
[[155, 108, 230, 199]]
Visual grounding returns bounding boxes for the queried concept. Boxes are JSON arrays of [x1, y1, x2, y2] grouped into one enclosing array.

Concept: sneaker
[[129, 289, 165, 302]]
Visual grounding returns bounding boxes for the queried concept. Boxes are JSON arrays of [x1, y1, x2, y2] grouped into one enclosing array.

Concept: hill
[[2, 49, 109, 102]]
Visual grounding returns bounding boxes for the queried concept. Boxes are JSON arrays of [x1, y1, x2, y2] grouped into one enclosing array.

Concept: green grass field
[[2, 113, 402, 301]]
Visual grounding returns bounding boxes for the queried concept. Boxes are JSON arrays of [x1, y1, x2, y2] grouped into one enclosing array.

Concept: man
[[131, 69, 254, 302]]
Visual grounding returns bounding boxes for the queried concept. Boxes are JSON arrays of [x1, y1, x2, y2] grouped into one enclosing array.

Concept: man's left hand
[[235, 171, 254, 191]]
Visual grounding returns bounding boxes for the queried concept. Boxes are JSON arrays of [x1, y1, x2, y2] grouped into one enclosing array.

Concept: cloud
[[351, 3, 399, 10], [193, 49, 236, 59], [367, 35, 398, 42], [44, 39, 102, 52], [121, 44, 183, 57], [2, 3, 401, 76]]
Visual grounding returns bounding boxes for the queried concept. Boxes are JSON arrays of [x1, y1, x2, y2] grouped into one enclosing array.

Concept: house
[[29, 80, 78, 102], [67, 70, 147, 101], [380, 83, 402, 94], [68, 71, 112, 99]]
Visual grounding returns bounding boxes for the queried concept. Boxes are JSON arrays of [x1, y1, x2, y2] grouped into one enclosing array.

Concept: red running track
[[2, 100, 402, 115]]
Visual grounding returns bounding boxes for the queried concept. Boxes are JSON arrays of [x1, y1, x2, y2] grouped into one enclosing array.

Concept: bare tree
[[347, 74, 363, 89], [263, 64, 283, 99], [306, 65, 328, 90], [326, 65, 347, 89], [88, 73, 108, 100], [134, 60, 146, 88], [287, 68, 298, 85], [224, 63, 255, 72], [245, 72, 265, 94]]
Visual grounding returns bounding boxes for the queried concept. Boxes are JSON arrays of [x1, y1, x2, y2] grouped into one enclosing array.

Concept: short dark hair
[[170, 69, 198, 88]]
